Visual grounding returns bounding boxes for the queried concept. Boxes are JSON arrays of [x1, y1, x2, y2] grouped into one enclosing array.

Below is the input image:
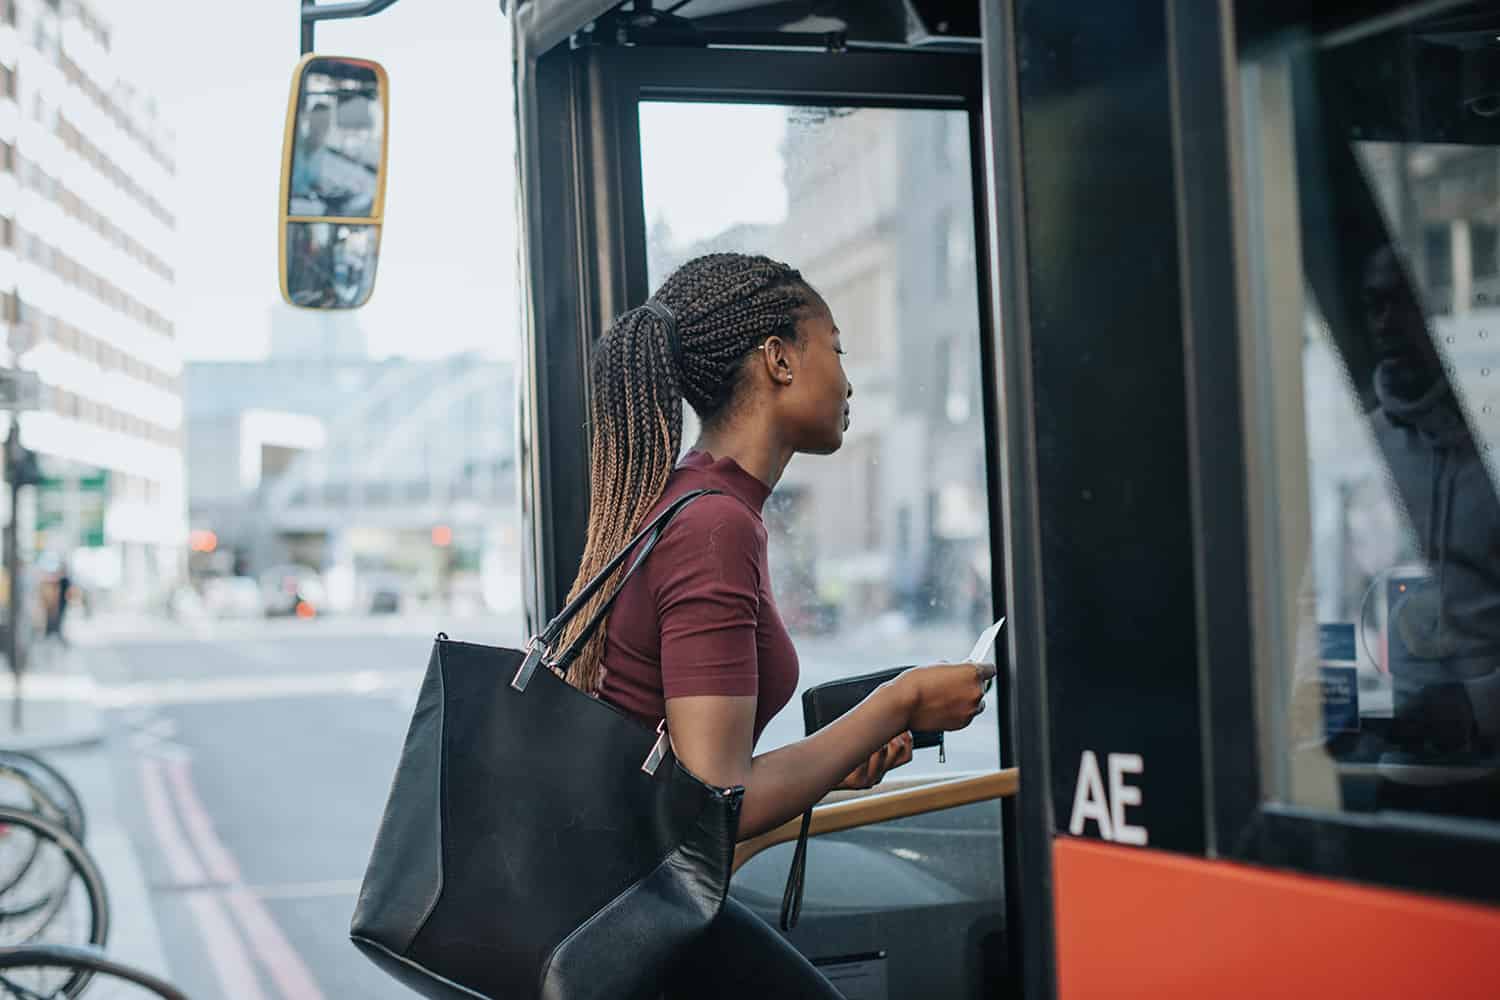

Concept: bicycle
[[0, 944, 188, 999], [0, 756, 85, 846], [0, 809, 106, 955]]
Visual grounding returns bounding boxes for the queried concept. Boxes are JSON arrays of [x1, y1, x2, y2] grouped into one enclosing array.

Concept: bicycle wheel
[[0, 757, 84, 845], [0, 944, 188, 999], [0, 809, 106, 957], [0, 770, 57, 900]]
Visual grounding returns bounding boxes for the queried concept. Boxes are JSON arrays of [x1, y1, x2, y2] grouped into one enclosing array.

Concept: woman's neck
[[692, 426, 793, 492]]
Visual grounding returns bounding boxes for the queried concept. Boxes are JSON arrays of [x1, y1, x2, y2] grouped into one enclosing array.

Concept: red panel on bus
[[1054, 837, 1500, 999]]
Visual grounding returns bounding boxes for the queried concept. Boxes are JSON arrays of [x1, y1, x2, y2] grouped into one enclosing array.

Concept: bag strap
[[512, 488, 720, 691], [779, 809, 813, 931]]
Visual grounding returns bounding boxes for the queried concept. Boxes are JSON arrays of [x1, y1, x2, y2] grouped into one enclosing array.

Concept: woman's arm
[[667, 663, 989, 840]]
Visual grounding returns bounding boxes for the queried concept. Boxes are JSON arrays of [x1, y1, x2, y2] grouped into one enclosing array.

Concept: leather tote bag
[[351, 488, 742, 1000]]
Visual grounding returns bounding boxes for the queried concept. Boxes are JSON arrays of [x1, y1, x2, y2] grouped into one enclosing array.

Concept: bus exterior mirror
[[278, 55, 389, 310]]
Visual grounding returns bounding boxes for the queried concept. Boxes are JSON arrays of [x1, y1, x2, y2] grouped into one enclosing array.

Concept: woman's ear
[[760, 337, 795, 386]]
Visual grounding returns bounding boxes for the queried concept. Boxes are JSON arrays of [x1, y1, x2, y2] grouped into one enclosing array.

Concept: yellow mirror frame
[[277, 53, 391, 309]]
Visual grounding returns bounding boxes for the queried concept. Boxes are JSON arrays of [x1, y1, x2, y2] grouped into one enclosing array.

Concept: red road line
[[163, 757, 238, 885], [165, 756, 326, 1000], [142, 758, 270, 1000], [139, 758, 205, 885], [185, 893, 275, 1000]]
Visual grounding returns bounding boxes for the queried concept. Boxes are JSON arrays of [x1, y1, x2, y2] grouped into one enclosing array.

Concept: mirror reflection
[[288, 58, 384, 218], [285, 222, 379, 309]]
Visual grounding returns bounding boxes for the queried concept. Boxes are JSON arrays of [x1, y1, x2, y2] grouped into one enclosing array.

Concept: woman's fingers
[[875, 733, 912, 784], [843, 732, 917, 791], [891, 733, 914, 770]]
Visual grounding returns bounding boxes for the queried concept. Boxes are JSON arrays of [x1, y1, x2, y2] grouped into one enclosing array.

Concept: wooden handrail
[[732, 768, 1019, 874]]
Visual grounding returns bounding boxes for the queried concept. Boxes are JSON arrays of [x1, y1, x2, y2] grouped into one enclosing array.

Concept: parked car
[[259, 565, 326, 618], [202, 577, 263, 619], [357, 571, 405, 616]]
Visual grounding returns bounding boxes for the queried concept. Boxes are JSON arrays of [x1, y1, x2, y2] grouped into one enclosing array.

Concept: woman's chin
[[812, 430, 845, 455]]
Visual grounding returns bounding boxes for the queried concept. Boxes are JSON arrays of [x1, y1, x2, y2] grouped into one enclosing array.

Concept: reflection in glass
[[288, 59, 382, 218], [285, 222, 379, 309], [639, 103, 996, 769], [1243, 4, 1500, 823]]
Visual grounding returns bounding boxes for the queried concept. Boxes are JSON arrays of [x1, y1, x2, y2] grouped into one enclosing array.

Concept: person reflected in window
[[1360, 246, 1500, 803], [290, 101, 375, 217], [290, 103, 335, 208]]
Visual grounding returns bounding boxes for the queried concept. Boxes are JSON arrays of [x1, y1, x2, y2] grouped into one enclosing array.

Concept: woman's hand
[[891, 662, 995, 733], [836, 731, 913, 790]]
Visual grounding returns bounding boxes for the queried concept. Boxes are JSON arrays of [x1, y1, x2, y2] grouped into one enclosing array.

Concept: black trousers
[[661, 898, 844, 999]]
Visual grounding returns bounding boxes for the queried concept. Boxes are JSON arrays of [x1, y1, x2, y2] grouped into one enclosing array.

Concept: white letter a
[[1068, 750, 1114, 840]]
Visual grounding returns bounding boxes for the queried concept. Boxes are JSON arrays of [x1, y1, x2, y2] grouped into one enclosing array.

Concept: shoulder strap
[[512, 488, 719, 691], [780, 810, 813, 931]]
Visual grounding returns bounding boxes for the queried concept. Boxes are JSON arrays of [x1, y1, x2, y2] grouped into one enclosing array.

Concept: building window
[[1473, 223, 1499, 282], [0, 216, 12, 248], [0, 65, 15, 100], [1424, 223, 1452, 288]]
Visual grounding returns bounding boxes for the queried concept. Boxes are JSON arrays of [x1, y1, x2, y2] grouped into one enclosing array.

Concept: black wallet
[[801, 666, 945, 757], [781, 666, 946, 933]]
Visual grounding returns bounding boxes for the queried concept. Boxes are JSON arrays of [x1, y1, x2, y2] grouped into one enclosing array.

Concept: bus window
[[1240, 3, 1500, 824], [639, 101, 998, 771]]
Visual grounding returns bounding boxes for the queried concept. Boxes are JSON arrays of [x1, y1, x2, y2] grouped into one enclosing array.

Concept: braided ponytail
[[557, 253, 810, 693]]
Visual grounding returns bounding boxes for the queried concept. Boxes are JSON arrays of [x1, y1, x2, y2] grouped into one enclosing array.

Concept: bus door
[[510, 9, 1019, 998], [990, 0, 1500, 995]]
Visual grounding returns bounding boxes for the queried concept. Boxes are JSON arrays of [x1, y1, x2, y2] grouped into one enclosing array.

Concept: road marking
[[223, 888, 327, 1000], [166, 757, 326, 1000], [143, 759, 270, 1000], [244, 878, 364, 901], [185, 893, 274, 1000], [94, 669, 425, 708], [140, 758, 205, 885], [164, 758, 239, 886]]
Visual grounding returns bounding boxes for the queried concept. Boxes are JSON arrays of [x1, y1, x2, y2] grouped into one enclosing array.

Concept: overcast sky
[[113, 2, 787, 363]]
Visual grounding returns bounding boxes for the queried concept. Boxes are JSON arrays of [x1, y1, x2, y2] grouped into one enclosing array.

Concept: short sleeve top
[[598, 450, 800, 744]]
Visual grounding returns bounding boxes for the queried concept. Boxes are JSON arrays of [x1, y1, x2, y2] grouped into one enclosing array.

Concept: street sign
[[0, 370, 43, 411]]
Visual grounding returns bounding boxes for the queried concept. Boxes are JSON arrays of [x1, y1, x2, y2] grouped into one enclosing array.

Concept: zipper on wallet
[[642, 719, 670, 775]]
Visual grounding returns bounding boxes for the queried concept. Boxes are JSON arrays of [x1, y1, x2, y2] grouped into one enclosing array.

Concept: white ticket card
[[967, 618, 1006, 664]]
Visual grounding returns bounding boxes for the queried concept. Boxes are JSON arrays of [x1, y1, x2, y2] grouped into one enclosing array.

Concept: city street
[[78, 614, 517, 1000], [55, 611, 1001, 998]]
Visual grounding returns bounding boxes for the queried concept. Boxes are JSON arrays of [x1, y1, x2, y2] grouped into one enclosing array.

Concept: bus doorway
[[507, 9, 1019, 998]]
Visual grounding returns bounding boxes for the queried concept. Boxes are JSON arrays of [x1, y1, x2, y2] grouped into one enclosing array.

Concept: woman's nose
[[846, 381, 854, 400]]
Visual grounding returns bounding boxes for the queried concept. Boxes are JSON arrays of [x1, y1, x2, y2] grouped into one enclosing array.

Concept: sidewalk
[[0, 635, 172, 984]]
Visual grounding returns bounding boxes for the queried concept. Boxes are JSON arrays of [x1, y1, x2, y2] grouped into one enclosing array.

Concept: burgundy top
[[599, 450, 799, 744]]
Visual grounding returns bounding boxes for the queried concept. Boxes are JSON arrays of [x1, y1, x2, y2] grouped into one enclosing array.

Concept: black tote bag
[[351, 488, 742, 1000]]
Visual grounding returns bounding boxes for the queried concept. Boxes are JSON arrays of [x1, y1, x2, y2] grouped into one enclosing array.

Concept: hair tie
[[642, 298, 684, 373]]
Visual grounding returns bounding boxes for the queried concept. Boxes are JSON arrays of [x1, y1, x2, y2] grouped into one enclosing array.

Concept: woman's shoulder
[[650, 486, 766, 557], [671, 489, 764, 535]]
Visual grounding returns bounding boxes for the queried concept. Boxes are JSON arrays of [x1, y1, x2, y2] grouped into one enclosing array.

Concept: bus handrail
[[732, 768, 1019, 874]]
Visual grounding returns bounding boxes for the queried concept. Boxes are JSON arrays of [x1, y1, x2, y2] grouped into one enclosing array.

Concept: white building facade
[[0, 0, 183, 605]]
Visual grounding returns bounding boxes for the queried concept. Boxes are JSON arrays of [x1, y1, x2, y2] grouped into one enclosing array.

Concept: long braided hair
[[556, 253, 812, 694]]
